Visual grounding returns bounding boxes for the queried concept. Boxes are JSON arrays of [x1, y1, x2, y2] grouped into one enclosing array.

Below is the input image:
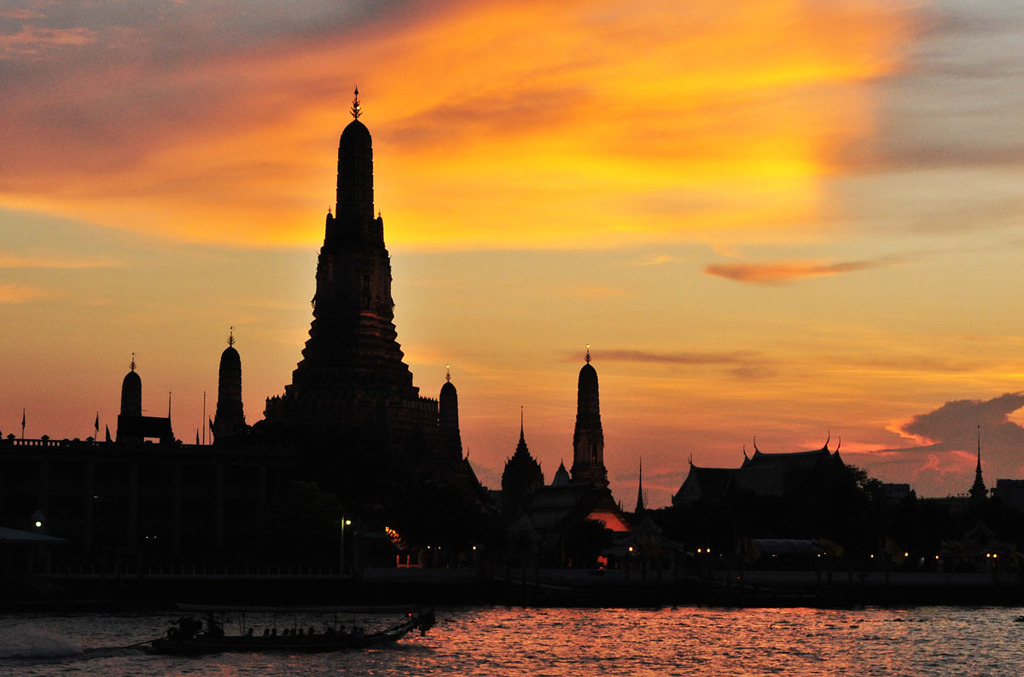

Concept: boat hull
[[150, 615, 428, 655]]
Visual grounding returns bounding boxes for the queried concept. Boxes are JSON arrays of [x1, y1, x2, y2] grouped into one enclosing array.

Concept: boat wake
[[0, 630, 82, 662], [0, 630, 151, 666]]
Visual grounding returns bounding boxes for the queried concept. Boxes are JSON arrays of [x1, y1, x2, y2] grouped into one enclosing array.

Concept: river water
[[2, 606, 1022, 676]]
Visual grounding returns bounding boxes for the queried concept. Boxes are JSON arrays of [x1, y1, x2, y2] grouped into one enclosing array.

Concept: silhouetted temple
[[263, 91, 460, 474], [501, 351, 629, 565], [969, 426, 987, 504], [0, 93, 483, 569], [500, 410, 545, 516], [570, 347, 608, 487], [0, 348, 291, 561], [115, 356, 174, 445], [673, 440, 845, 505], [0, 91, 653, 575], [212, 329, 247, 443]]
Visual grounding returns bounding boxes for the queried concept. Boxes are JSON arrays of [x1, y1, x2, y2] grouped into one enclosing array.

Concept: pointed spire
[[350, 86, 362, 119], [970, 424, 987, 503], [130, 352, 136, 372], [228, 326, 235, 347], [446, 364, 451, 383], [635, 457, 646, 513], [585, 344, 591, 364], [516, 406, 529, 448]]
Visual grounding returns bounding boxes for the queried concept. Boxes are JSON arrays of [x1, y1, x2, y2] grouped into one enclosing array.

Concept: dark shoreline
[[6, 568, 1024, 612]]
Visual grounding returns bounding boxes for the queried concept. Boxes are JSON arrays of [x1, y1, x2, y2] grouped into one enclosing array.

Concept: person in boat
[[205, 612, 224, 638], [168, 616, 201, 640]]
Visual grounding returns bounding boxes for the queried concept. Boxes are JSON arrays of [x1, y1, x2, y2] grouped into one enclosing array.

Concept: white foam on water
[[0, 628, 82, 659]]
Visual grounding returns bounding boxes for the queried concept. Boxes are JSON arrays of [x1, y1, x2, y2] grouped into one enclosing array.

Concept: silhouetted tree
[[564, 518, 612, 568]]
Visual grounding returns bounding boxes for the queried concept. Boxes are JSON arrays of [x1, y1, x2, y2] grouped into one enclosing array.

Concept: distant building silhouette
[[994, 479, 1024, 511], [969, 425, 987, 504], [551, 461, 571, 487], [501, 409, 545, 516], [439, 367, 463, 461], [115, 355, 174, 444], [212, 329, 247, 443], [674, 439, 845, 505], [501, 355, 629, 566], [634, 459, 646, 514], [570, 347, 608, 487]]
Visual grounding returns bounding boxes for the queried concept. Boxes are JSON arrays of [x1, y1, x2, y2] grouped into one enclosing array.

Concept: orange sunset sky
[[3, 0, 1024, 508]]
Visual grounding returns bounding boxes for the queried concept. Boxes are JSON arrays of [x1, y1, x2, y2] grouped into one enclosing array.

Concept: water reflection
[[1, 606, 1022, 676]]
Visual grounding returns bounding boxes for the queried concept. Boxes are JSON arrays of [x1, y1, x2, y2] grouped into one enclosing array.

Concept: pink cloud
[[0, 26, 96, 57], [861, 393, 1024, 496]]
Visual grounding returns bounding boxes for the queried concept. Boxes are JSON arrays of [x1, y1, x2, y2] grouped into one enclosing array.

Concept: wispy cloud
[[0, 26, 96, 58], [586, 348, 775, 379], [0, 283, 50, 303], [0, 254, 120, 269], [568, 286, 630, 299], [632, 254, 678, 266], [704, 258, 885, 284]]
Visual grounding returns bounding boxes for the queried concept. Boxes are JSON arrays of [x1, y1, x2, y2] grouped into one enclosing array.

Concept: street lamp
[[340, 516, 352, 575]]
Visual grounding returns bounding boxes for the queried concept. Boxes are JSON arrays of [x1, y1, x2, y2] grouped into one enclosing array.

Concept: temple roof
[[341, 118, 370, 142]]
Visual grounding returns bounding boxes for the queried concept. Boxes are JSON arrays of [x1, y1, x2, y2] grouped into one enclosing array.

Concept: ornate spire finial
[[446, 365, 451, 382], [130, 352, 136, 372], [228, 326, 235, 347], [977, 424, 982, 465], [350, 86, 361, 119], [585, 344, 591, 364]]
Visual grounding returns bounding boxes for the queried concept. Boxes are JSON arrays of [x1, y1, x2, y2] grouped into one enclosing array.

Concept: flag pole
[[21, 407, 26, 441], [202, 391, 207, 446]]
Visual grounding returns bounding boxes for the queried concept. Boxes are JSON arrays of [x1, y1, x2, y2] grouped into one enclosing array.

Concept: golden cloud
[[0, 0, 918, 249]]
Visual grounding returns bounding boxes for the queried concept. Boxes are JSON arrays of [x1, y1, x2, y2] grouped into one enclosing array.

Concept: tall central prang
[[264, 91, 445, 457]]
